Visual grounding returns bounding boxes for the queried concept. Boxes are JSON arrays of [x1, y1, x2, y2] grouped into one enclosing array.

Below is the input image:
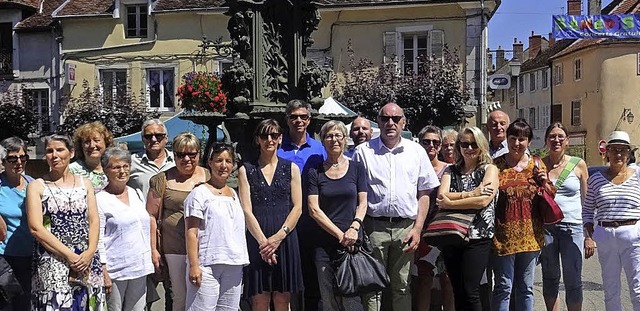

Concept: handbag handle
[[533, 156, 557, 198]]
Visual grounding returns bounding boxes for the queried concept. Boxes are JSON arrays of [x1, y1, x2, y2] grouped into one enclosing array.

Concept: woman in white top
[[97, 147, 154, 311], [583, 130, 640, 310], [184, 143, 249, 310]]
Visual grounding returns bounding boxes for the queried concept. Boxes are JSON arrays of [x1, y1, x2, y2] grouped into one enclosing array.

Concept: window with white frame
[[553, 64, 563, 85], [126, 4, 148, 38], [529, 72, 536, 91], [571, 100, 581, 125], [147, 68, 174, 111], [529, 107, 536, 129], [100, 69, 127, 103], [24, 89, 50, 134], [387, 27, 444, 75], [574, 58, 582, 80], [542, 69, 549, 89]]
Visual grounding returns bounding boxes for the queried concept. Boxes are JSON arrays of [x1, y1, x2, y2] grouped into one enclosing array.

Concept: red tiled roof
[[15, 0, 68, 30], [54, 0, 113, 17], [154, 0, 225, 11], [552, 0, 640, 59], [151, 0, 465, 11], [0, 0, 40, 9]]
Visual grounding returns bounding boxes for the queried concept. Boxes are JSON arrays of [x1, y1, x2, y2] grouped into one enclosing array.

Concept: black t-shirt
[[307, 160, 368, 260]]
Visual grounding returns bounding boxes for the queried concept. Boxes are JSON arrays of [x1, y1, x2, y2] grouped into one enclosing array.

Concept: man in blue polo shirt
[[278, 99, 325, 311]]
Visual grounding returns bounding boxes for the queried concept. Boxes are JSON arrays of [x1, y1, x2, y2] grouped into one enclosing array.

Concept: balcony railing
[[0, 49, 12, 76]]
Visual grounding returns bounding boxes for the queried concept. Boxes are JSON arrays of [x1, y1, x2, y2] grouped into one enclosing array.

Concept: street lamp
[[510, 57, 521, 109], [615, 108, 634, 130]]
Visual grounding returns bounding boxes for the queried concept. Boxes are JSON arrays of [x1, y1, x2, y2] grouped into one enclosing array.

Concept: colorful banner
[[552, 14, 640, 39]]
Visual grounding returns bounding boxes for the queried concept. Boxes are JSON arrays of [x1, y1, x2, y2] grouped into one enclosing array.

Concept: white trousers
[[107, 275, 147, 311], [593, 223, 640, 311], [165, 254, 187, 311], [185, 264, 243, 311]]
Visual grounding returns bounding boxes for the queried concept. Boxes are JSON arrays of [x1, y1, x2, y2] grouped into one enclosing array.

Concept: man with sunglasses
[[353, 103, 440, 311], [277, 99, 326, 311]]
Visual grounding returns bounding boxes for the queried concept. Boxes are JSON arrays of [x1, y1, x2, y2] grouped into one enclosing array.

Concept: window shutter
[[430, 30, 444, 60], [383, 31, 398, 64]]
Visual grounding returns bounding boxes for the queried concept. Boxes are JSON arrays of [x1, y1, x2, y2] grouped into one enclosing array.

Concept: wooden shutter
[[430, 30, 444, 60], [383, 31, 398, 64]]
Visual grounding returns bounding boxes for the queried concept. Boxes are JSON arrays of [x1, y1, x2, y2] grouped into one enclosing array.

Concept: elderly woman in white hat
[[583, 130, 640, 310]]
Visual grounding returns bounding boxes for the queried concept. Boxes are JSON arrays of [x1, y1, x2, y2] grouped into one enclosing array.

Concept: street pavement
[[151, 251, 633, 311]]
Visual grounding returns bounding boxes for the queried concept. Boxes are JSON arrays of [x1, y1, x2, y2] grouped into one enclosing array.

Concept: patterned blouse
[[493, 156, 545, 256], [448, 164, 496, 240], [69, 160, 108, 192]]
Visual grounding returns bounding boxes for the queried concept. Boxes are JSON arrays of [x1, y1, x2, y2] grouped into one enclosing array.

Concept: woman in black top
[[308, 120, 368, 311]]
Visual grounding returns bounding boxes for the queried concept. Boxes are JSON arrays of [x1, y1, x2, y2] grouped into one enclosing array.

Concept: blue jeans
[[540, 222, 584, 305], [491, 251, 539, 311]]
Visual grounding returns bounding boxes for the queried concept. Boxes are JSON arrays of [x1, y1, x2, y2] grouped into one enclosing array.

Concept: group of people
[[1, 100, 640, 311]]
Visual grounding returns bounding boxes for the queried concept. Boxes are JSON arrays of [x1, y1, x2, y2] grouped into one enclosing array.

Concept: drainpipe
[[479, 0, 487, 125]]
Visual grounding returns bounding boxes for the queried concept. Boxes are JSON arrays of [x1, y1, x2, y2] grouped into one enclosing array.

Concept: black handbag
[[332, 232, 390, 296], [0, 256, 22, 308]]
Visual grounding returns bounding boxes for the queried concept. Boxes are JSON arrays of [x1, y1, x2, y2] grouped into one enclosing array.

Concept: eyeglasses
[[324, 134, 345, 141], [378, 115, 403, 123], [143, 133, 167, 141], [258, 133, 282, 140], [607, 146, 631, 154], [175, 151, 199, 159], [4, 154, 29, 163], [420, 139, 441, 147], [108, 164, 130, 171], [547, 134, 566, 141], [459, 142, 479, 149], [288, 114, 310, 121]]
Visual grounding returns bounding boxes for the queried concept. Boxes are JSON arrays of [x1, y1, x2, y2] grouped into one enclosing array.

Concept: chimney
[[588, 0, 601, 14], [513, 38, 524, 64], [549, 32, 555, 47], [486, 48, 494, 72], [529, 31, 542, 60], [567, 0, 582, 15], [496, 46, 505, 70]]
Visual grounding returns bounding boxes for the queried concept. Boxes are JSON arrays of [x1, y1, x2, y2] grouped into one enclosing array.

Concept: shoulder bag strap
[[554, 156, 580, 189]]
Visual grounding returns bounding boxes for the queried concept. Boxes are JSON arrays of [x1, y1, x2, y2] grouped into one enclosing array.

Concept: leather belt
[[598, 219, 639, 228], [369, 216, 409, 223]]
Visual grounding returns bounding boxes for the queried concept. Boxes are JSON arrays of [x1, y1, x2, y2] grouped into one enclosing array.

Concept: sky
[[488, 0, 615, 57]]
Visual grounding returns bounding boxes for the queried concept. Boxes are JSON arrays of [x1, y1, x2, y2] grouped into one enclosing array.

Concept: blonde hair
[[453, 127, 492, 169], [172, 132, 200, 153], [73, 121, 114, 159]]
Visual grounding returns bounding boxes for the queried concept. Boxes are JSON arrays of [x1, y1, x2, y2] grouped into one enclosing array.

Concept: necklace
[[51, 175, 76, 205], [209, 183, 226, 195], [325, 157, 346, 168], [550, 155, 567, 169]]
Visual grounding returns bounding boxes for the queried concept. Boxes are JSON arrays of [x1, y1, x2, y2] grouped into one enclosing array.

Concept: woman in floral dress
[[26, 134, 105, 310]]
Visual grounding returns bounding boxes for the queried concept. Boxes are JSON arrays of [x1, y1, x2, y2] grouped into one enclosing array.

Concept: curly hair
[[73, 121, 114, 159]]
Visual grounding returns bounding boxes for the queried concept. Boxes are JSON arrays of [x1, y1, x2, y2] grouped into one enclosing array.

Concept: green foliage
[[58, 80, 160, 137], [331, 41, 470, 133], [0, 89, 38, 142], [529, 147, 549, 158]]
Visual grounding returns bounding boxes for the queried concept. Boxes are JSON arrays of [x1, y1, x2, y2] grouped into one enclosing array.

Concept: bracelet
[[349, 226, 360, 232], [282, 225, 291, 235], [353, 217, 363, 226]]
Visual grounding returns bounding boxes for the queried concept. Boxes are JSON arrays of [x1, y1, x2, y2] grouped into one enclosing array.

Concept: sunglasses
[[607, 146, 631, 154], [258, 133, 282, 140], [5, 154, 29, 163], [378, 115, 403, 123], [420, 139, 441, 147], [175, 151, 199, 159], [459, 142, 479, 149], [143, 133, 167, 141], [288, 114, 310, 121]]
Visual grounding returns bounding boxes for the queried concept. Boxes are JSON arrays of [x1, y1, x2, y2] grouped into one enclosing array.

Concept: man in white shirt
[[487, 110, 510, 159], [353, 103, 439, 311]]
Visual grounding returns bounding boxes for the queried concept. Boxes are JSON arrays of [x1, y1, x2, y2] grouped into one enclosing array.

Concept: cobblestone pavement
[[151, 251, 634, 311]]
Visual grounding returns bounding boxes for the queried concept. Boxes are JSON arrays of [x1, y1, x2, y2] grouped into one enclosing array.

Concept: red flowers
[[177, 71, 227, 113]]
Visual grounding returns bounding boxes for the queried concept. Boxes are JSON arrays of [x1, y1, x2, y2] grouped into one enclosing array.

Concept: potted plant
[[177, 71, 227, 113]]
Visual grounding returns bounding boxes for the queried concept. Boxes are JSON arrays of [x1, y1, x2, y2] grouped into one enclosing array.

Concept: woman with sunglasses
[[539, 122, 588, 311], [583, 131, 640, 310], [26, 134, 105, 310], [492, 118, 547, 311], [69, 121, 114, 192], [435, 127, 498, 311], [307, 120, 367, 311], [440, 129, 458, 164], [239, 119, 303, 311], [146, 132, 209, 311], [413, 125, 454, 311], [0, 137, 34, 309]]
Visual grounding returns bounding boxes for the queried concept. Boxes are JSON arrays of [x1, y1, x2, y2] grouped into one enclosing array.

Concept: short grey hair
[[141, 119, 167, 137], [285, 99, 311, 115], [0, 137, 27, 160], [418, 125, 443, 140], [320, 120, 348, 139], [101, 147, 132, 169], [45, 134, 74, 151], [442, 129, 458, 142]]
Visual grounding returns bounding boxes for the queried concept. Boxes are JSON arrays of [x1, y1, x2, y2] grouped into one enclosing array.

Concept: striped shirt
[[583, 167, 640, 224]]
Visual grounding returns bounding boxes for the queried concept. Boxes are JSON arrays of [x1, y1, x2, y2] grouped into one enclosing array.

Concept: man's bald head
[[487, 110, 510, 144]]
